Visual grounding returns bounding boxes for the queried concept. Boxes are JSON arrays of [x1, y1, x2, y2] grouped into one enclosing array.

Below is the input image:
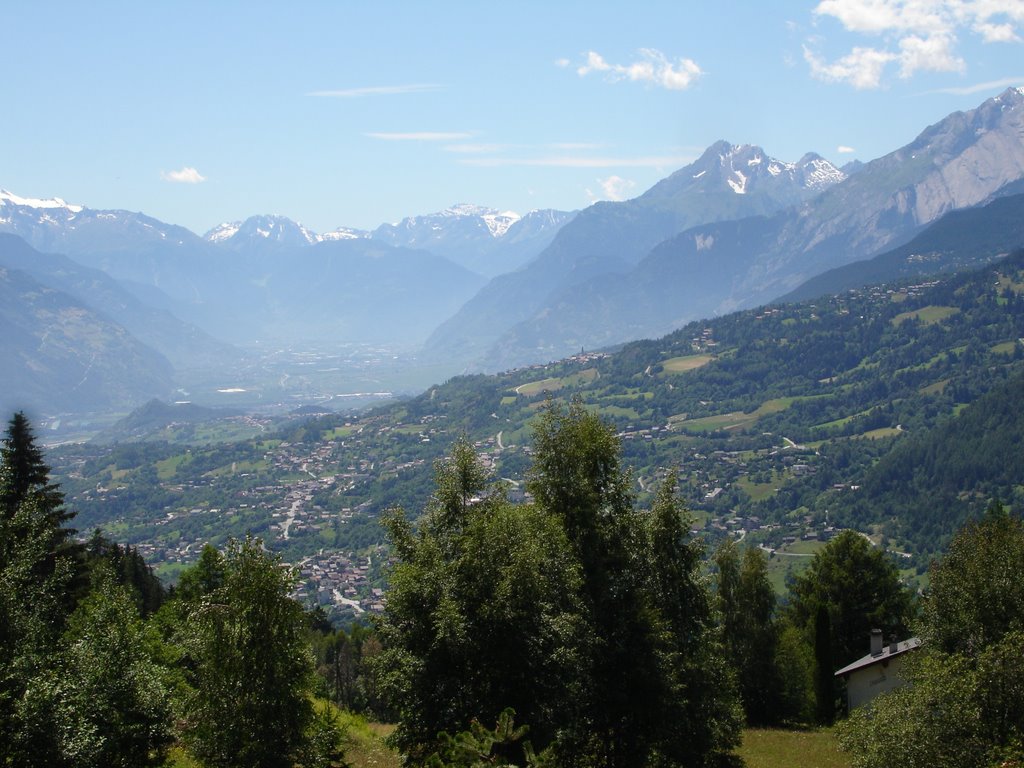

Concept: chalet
[[834, 629, 922, 710]]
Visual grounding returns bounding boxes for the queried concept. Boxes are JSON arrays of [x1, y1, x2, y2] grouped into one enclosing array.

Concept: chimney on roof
[[870, 628, 883, 656], [889, 635, 898, 654]]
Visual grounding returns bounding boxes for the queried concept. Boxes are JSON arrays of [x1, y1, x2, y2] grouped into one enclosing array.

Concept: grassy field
[[736, 728, 849, 768], [341, 721, 849, 768], [891, 304, 958, 326], [673, 397, 798, 434], [338, 712, 401, 768], [515, 368, 599, 397], [660, 354, 714, 373], [168, 718, 849, 768]]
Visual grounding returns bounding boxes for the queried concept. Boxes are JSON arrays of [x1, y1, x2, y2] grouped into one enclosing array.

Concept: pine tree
[[0, 413, 82, 766]]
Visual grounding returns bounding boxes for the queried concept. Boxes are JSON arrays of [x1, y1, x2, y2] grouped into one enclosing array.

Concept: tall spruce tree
[[0, 413, 82, 766]]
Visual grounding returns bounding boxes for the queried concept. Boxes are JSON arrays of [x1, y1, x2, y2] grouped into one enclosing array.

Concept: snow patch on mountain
[[322, 227, 370, 241], [0, 188, 83, 213], [728, 170, 748, 194], [482, 211, 521, 237], [206, 222, 241, 242], [798, 154, 847, 190], [701, 144, 846, 195]]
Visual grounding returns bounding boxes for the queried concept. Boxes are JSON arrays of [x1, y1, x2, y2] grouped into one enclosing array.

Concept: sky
[[3, 1, 1024, 236]]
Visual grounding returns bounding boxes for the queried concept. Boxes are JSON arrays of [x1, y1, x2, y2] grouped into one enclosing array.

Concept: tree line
[[5, 403, 1024, 767]]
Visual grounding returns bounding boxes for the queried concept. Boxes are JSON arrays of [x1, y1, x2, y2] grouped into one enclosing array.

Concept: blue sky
[[3, 1, 1023, 235]]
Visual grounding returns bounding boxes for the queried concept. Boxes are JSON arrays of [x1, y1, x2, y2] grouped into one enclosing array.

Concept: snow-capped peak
[[383, 204, 523, 239], [0, 188, 84, 213], [695, 143, 845, 195], [205, 222, 241, 242], [796, 153, 846, 190], [204, 215, 321, 245]]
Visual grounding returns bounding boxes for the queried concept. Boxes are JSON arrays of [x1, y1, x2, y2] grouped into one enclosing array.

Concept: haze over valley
[[5, 87, 1024, 434]]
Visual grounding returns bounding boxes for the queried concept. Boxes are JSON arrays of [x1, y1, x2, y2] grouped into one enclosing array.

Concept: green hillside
[[47, 249, 1024, 589]]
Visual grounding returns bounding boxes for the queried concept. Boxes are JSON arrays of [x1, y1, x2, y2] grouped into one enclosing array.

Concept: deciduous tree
[[177, 536, 326, 768]]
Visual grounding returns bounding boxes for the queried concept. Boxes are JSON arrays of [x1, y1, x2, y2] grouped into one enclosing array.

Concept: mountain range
[[422, 143, 847, 367], [4, 87, 1024, 418], [448, 87, 1024, 371]]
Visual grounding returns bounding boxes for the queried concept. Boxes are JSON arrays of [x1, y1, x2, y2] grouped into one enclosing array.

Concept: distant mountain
[[473, 87, 1024, 370], [204, 214, 321, 250], [0, 265, 173, 415], [0, 233, 239, 370], [782, 192, 1024, 302], [371, 204, 575, 277], [424, 143, 845, 366], [0, 195, 485, 347], [201, 205, 573, 279]]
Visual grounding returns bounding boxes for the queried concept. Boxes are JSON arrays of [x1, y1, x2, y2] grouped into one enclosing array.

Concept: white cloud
[[804, 44, 897, 89], [806, 0, 1024, 88], [365, 131, 474, 141], [931, 76, 1024, 94], [587, 175, 637, 202], [574, 48, 703, 90], [896, 32, 963, 77], [837, 145, 857, 153], [161, 167, 206, 184], [554, 58, 571, 68], [975, 22, 1020, 42], [307, 84, 442, 97]]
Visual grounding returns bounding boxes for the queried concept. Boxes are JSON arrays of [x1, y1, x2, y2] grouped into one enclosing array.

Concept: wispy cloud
[[587, 175, 637, 202], [572, 48, 703, 90], [161, 167, 206, 184], [459, 154, 694, 169], [366, 131, 475, 141], [307, 84, 443, 97], [444, 143, 513, 154], [549, 142, 606, 151], [805, 0, 1024, 89], [837, 145, 856, 153], [931, 76, 1024, 94]]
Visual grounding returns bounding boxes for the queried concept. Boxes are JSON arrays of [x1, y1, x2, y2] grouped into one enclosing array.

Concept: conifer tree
[[0, 413, 81, 765]]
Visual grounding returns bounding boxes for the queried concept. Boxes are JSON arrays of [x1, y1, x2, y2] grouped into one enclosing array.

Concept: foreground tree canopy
[[0, 413, 341, 768], [378, 401, 741, 768]]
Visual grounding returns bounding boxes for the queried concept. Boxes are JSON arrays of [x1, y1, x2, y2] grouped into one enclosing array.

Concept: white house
[[834, 629, 922, 710]]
